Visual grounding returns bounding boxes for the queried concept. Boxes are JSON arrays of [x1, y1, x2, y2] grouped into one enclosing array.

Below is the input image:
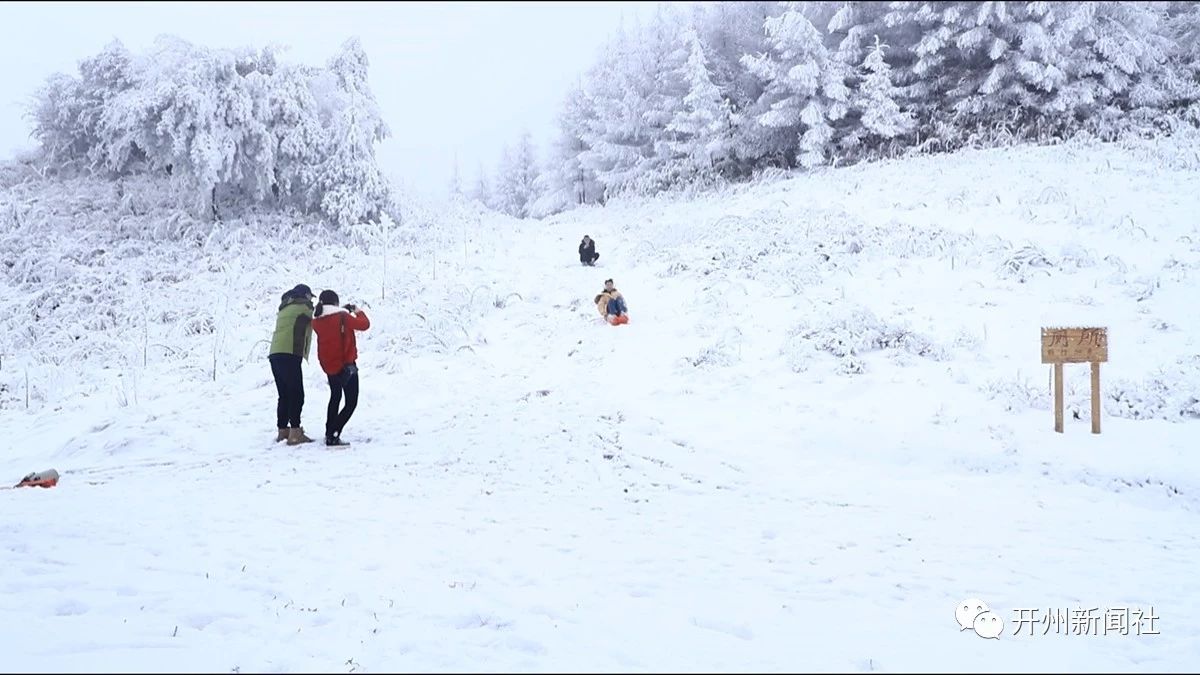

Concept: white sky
[[0, 1, 663, 198]]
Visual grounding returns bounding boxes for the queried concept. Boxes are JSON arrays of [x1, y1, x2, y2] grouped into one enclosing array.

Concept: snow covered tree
[[105, 35, 260, 215], [472, 162, 492, 209], [1163, 1, 1200, 114], [664, 26, 735, 179], [263, 60, 327, 212], [493, 144, 518, 217], [27, 35, 392, 227], [28, 40, 137, 172], [494, 132, 540, 218], [28, 73, 89, 168], [578, 23, 664, 197], [449, 155, 463, 200], [531, 83, 602, 217], [635, 5, 694, 192], [742, 3, 853, 168], [692, 1, 783, 176], [1041, 2, 1173, 134], [856, 35, 915, 142], [1168, 0, 1200, 77], [310, 38, 391, 226]]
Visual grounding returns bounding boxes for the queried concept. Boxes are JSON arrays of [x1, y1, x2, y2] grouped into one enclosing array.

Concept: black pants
[[269, 353, 304, 429], [326, 363, 360, 438], [580, 252, 599, 266]]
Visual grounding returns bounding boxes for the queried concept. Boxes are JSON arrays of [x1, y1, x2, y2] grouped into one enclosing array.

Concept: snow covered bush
[[994, 243, 1058, 283], [684, 329, 744, 369], [27, 36, 390, 228], [782, 302, 948, 375], [981, 373, 1050, 413], [1106, 357, 1200, 421], [981, 358, 1200, 423]]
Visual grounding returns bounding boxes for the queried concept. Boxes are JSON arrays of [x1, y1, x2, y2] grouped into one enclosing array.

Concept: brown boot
[[276, 428, 288, 443], [287, 427, 314, 445]]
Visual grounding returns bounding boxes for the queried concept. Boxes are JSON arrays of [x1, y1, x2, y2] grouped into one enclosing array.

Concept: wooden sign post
[[1040, 327, 1107, 434]]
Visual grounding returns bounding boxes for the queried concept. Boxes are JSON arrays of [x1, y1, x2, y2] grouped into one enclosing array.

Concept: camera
[[343, 303, 357, 312]]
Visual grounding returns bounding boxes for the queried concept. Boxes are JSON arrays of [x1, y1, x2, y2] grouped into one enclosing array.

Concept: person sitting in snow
[[311, 289, 371, 447], [594, 278, 629, 325], [578, 235, 600, 266]]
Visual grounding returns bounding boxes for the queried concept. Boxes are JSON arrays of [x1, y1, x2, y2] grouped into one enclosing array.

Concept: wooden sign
[[1041, 327, 1106, 434], [1041, 327, 1108, 364]]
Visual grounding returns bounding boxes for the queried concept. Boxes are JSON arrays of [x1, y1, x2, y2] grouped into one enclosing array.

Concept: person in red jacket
[[312, 289, 371, 446]]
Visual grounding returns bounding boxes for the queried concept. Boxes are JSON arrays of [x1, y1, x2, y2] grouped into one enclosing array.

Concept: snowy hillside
[[2, 132, 1199, 671]]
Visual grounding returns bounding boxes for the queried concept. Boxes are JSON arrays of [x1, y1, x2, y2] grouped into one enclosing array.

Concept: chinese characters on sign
[[1009, 607, 1159, 637], [1040, 327, 1109, 364]]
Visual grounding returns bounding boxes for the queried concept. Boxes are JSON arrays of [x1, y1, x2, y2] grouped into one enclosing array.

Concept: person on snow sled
[[579, 235, 600, 266], [312, 290, 371, 447], [595, 278, 629, 325]]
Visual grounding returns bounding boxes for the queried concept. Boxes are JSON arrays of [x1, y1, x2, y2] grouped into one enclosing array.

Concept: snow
[[3, 134, 1200, 671]]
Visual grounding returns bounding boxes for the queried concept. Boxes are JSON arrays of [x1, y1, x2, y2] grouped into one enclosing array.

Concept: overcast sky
[[0, 1, 662, 198]]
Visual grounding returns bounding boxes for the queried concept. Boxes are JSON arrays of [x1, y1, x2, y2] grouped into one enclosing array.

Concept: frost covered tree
[[449, 155, 463, 199], [29, 40, 136, 171], [665, 26, 735, 178], [27, 34, 392, 226], [856, 35, 915, 143], [472, 162, 492, 209], [264, 60, 327, 212], [742, 3, 853, 168], [310, 38, 391, 226], [494, 132, 540, 218], [579, 24, 665, 197], [636, 5, 695, 192], [1168, 1, 1200, 76], [519, 0, 1200, 215], [531, 83, 602, 217], [492, 144, 518, 217], [1163, 1, 1200, 114]]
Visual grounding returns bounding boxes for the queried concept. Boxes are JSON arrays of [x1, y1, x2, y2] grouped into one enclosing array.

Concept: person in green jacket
[[269, 284, 316, 445]]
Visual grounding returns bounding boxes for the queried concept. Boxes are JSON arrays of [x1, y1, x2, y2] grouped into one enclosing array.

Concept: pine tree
[[579, 24, 661, 197], [493, 144, 517, 216], [531, 83, 601, 217], [449, 154, 463, 200], [695, 1, 780, 176], [857, 35, 915, 141], [1046, 2, 1173, 133], [472, 162, 492, 209], [742, 3, 852, 169], [1164, 1, 1200, 112], [511, 131, 540, 218], [666, 26, 733, 177]]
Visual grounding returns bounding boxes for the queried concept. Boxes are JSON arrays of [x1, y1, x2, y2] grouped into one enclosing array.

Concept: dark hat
[[318, 289, 339, 306], [289, 284, 314, 299]]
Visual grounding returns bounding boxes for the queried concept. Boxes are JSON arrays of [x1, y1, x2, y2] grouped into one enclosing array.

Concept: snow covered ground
[[2, 134, 1199, 672]]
